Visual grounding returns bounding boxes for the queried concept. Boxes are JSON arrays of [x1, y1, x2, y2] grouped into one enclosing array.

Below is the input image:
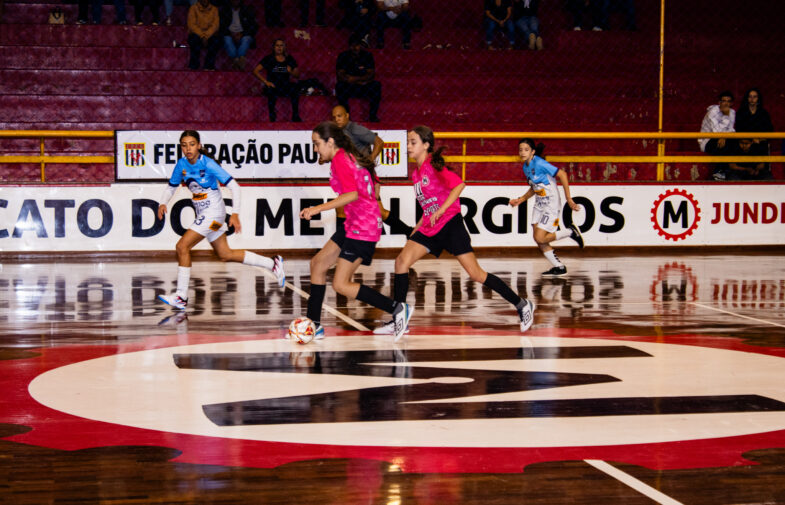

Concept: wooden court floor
[[1, 251, 785, 504]]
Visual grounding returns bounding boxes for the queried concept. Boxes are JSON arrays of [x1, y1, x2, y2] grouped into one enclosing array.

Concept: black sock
[[384, 214, 414, 237], [394, 273, 409, 303], [306, 283, 326, 323], [483, 273, 522, 306], [356, 285, 396, 314]]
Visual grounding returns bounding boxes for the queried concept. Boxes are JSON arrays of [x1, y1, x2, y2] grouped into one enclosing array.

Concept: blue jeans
[[515, 16, 539, 38], [484, 18, 515, 46], [223, 35, 253, 58]]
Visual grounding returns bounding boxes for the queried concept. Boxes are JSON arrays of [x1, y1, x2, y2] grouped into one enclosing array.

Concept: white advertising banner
[[1, 184, 784, 252], [115, 130, 408, 180]]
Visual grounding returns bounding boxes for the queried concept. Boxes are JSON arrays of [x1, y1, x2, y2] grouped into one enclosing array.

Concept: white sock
[[555, 228, 572, 240], [242, 251, 274, 271], [544, 250, 563, 268], [176, 266, 190, 299]]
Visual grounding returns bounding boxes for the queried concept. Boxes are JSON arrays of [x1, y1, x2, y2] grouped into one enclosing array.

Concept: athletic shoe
[[542, 266, 567, 277], [158, 312, 188, 326], [314, 323, 325, 340], [517, 299, 535, 332], [272, 255, 286, 287], [392, 302, 414, 342], [158, 293, 187, 310], [570, 224, 584, 248], [373, 319, 410, 335]]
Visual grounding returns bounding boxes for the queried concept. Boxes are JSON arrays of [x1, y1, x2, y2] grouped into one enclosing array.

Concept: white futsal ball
[[288, 317, 316, 344]]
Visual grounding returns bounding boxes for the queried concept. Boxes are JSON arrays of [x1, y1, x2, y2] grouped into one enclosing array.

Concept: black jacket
[[219, 3, 259, 43]]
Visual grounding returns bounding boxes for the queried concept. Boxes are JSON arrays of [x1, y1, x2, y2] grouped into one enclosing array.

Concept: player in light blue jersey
[[509, 138, 583, 277], [156, 130, 286, 310]]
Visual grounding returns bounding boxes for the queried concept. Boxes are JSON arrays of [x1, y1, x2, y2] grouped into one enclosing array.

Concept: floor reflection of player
[[156, 130, 286, 311], [299, 122, 413, 341], [375, 125, 536, 335], [509, 138, 584, 277]]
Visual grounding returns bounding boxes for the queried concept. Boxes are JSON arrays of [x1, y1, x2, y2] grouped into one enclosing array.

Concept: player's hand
[[157, 204, 167, 220], [509, 197, 523, 207], [300, 207, 318, 220], [567, 199, 581, 212], [228, 213, 241, 234], [429, 207, 444, 227]]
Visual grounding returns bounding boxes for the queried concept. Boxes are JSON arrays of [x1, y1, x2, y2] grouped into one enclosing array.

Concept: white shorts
[[531, 196, 561, 233], [190, 209, 228, 243]]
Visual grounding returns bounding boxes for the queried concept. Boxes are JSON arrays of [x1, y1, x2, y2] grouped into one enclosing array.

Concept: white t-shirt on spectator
[[380, 0, 408, 20]]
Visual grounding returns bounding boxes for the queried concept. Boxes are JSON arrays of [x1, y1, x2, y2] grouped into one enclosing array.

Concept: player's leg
[[306, 240, 341, 338], [209, 234, 285, 287], [159, 229, 204, 309]]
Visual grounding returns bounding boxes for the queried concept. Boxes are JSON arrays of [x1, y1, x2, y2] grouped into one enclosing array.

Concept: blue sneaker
[[158, 293, 187, 310], [314, 323, 325, 340], [272, 255, 286, 288]]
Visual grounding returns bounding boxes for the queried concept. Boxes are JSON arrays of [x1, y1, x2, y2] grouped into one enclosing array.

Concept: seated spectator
[[338, 0, 375, 45], [133, 0, 161, 25], [187, 0, 220, 70], [77, 0, 127, 24], [484, 0, 515, 50], [568, 0, 607, 31], [253, 39, 302, 122], [735, 87, 774, 156], [512, 0, 542, 50], [220, 0, 258, 71], [698, 91, 736, 180], [336, 33, 382, 122], [726, 138, 772, 180], [375, 0, 412, 49], [299, 0, 325, 27], [163, 0, 195, 26]]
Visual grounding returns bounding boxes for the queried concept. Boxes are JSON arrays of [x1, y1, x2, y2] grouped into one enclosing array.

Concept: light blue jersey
[[169, 154, 233, 191], [522, 155, 560, 200]]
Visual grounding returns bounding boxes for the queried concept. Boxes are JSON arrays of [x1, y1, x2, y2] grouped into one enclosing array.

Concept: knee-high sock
[[306, 283, 326, 324], [356, 285, 397, 313], [544, 250, 563, 267], [394, 273, 409, 303], [242, 251, 274, 270], [176, 266, 191, 299], [483, 273, 522, 307]]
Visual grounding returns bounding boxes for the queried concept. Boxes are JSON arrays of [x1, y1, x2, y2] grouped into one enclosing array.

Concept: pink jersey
[[329, 149, 382, 242], [411, 156, 464, 237]]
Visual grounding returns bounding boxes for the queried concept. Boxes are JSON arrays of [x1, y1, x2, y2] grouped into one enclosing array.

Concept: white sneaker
[[518, 299, 535, 332], [272, 255, 286, 287], [392, 302, 414, 342], [158, 293, 187, 310], [313, 323, 325, 340], [373, 320, 410, 335]]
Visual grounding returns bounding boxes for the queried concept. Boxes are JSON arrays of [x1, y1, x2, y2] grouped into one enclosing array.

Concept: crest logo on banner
[[381, 142, 400, 165], [124, 143, 146, 167]]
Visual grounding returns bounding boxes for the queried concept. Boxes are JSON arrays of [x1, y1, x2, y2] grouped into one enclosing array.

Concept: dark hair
[[741, 87, 764, 108], [272, 38, 287, 54], [409, 125, 452, 172], [348, 32, 363, 47], [518, 138, 546, 159], [718, 90, 734, 102], [312, 121, 377, 179], [180, 130, 214, 159]]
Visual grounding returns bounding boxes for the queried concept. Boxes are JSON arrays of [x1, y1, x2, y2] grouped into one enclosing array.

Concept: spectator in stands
[[512, 0, 542, 50], [331, 105, 415, 237], [568, 0, 607, 31], [133, 0, 161, 25], [338, 0, 375, 45], [220, 0, 258, 71], [253, 38, 302, 122], [735, 88, 774, 155], [375, 0, 412, 49], [484, 0, 515, 50], [336, 33, 382, 122], [163, 0, 195, 26], [726, 138, 772, 180], [300, 0, 326, 27], [699, 91, 736, 181], [77, 0, 128, 24], [187, 0, 220, 70]]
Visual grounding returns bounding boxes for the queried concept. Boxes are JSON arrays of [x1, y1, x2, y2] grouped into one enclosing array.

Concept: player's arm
[[300, 191, 358, 220], [224, 179, 242, 233], [158, 184, 178, 220], [371, 134, 384, 161], [430, 182, 465, 227], [509, 187, 535, 207], [556, 170, 580, 211]]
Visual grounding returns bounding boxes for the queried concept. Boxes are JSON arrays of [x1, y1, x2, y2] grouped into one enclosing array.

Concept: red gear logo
[[650, 189, 701, 241]]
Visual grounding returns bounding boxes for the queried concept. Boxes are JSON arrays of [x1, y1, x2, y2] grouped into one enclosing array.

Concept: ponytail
[[313, 121, 378, 180], [410, 125, 454, 172]]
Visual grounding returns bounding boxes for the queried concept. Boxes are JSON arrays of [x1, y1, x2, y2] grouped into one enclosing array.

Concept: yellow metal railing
[[1, 130, 784, 183]]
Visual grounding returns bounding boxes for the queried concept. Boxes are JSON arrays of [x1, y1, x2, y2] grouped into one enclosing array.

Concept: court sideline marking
[[585, 460, 684, 504], [691, 302, 785, 329]]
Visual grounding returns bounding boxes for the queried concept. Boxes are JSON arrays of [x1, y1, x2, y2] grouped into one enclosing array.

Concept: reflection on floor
[[1, 253, 784, 504]]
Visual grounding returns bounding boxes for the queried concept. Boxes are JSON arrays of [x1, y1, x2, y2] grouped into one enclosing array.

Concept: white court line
[[691, 302, 785, 329], [267, 269, 370, 332], [584, 460, 684, 505]]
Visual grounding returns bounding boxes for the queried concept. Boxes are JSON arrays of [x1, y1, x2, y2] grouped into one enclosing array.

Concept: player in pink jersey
[[374, 125, 535, 335], [300, 122, 413, 341]]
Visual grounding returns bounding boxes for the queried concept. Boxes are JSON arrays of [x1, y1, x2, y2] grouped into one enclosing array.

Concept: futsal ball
[[288, 317, 316, 344]]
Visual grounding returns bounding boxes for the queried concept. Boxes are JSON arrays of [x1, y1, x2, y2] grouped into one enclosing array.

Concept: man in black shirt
[[335, 33, 382, 122]]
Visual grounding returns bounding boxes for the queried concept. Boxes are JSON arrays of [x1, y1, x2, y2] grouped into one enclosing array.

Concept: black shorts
[[329, 217, 347, 245], [330, 219, 376, 266], [410, 213, 474, 258]]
